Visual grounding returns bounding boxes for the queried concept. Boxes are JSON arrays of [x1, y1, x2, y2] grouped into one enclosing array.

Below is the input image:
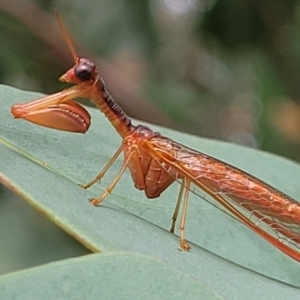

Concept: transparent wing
[[144, 136, 300, 261]]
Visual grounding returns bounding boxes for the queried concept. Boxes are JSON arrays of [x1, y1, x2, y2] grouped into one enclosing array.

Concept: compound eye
[[75, 64, 93, 81]]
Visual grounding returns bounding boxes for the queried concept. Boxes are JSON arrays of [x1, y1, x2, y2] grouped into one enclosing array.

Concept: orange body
[[11, 15, 300, 261]]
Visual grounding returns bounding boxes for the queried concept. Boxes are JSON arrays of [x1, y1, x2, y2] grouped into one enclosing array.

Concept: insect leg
[[80, 144, 123, 189], [179, 178, 191, 251], [90, 150, 135, 206], [170, 178, 185, 233]]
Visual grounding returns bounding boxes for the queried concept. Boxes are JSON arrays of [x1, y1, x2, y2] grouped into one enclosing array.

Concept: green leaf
[[1, 84, 300, 299], [0, 252, 222, 300]]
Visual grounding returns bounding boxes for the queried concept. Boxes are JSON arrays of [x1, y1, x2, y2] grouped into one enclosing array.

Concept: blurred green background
[[1, 0, 300, 275]]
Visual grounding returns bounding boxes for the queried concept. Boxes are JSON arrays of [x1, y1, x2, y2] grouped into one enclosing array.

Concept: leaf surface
[[1, 85, 300, 299]]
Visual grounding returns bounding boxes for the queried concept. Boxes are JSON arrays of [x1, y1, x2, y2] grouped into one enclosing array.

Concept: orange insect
[[11, 14, 300, 261]]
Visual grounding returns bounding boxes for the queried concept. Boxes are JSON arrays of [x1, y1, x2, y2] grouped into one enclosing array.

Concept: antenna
[[55, 11, 78, 62]]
